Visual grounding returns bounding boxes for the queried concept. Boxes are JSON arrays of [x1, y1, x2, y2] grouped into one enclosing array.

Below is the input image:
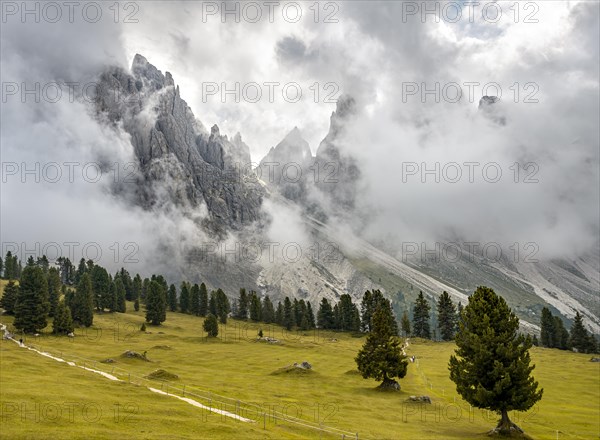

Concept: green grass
[[1, 303, 599, 439]]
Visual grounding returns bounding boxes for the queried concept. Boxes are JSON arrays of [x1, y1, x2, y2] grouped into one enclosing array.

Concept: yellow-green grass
[[1, 303, 599, 439]]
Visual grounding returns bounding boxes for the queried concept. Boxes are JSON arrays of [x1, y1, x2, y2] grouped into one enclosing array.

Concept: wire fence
[[3, 330, 366, 440]]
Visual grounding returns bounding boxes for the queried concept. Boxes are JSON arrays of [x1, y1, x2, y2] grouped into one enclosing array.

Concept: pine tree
[[298, 300, 309, 330], [355, 306, 408, 389], [275, 301, 283, 325], [306, 302, 316, 329], [215, 289, 230, 324], [532, 334, 539, 346], [360, 290, 374, 332], [145, 280, 167, 325], [179, 282, 190, 313], [132, 274, 142, 312], [90, 265, 111, 311], [437, 291, 457, 341], [168, 284, 178, 312], [283, 296, 295, 330], [199, 283, 208, 317], [52, 300, 74, 335], [412, 291, 431, 339], [540, 307, 556, 348], [338, 294, 357, 331], [72, 273, 94, 327], [190, 284, 201, 316], [203, 313, 219, 337], [0, 280, 19, 314], [249, 291, 262, 322], [449, 286, 543, 436], [14, 265, 49, 333], [46, 267, 61, 318], [401, 310, 411, 337], [553, 316, 569, 350], [262, 295, 275, 324], [115, 278, 127, 313], [36, 255, 49, 273], [3, 251, 14, 279], [236, 288, 249, 319], [317, 297, 335, 329], [570, 311, 594, 353]]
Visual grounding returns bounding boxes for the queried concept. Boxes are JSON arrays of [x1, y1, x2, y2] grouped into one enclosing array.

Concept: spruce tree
[[132, 274, 142, 311], [168, 284, 178, 312], [115, 278, 126, 313], [570, 311, 593, 353], [540, 307, 556, 348], [72, 273, 94, 327], [190, 283, 201, 316], [360, 290, 374, 332], [179, 282, 190, 313], [46, 267, 61, 317], [236, 288, 249, 319], [199, 283, 209, 317], [145, 280, 167, 325], [412, 291, 431, 339], [14, 265, 49, 333], [283, 296, 295, 330], [437, 291, 457, 341], [317, 297, 335, 329], [203, 313, 219, 337], [306, 302, 316, 329], [449, 286, 543, 436], [553, 316, 569, 350], [262, 295, 275, 323], [275, 301, 283, 325], [53, 300, 74, 335], [355, 306, 408, 389], [249, 291, 262, 322], [401, 310, 411, 337], [215, 289, 230, 324], [0, 280, 19, 314], [90, 265, 111, 311]]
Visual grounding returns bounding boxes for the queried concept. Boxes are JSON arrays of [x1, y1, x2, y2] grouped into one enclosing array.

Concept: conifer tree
[[449, 286, 543, 436], [145, 280, 167, 325], [203, 313, 219, 337], [262, 295, 275, 323], [249, 291, 262, 322], [570, 311, 595, 353], [275, 301, 283, 325], [179, 282, 190, 313], [52, 300, 74, 335], [553, 316, 569, 350], [115, 278, 126, 313], [540, 307, 556, 348], [215, 288, 230, 324], [190, 283, 201, 316], [412, 291, 431, 339], [168, 284, 178, 312], [72, 273, 94, 327], [0, 280, 19, 314], [199, 283, 209, 317], [283, 296, 295, 330], [236, 288, 249, 319], [46, 267, 61, 317], [355, 306, 408, 389], [317, 297, 335, 329], [14, 265, 49, 333], [306, 302, 316, 329], [132, 274, 142, 312], [437, 291, 457, 341]]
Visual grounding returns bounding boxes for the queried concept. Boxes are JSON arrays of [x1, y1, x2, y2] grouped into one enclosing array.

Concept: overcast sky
[[1, 1, 599, 270]]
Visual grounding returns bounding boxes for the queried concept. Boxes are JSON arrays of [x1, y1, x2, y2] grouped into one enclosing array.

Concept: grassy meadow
[[0, 298, 598, 439]]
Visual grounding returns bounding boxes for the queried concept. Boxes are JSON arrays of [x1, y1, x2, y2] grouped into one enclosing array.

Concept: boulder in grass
[[120, 350, 150, 361], [407, 395, 432, 404]]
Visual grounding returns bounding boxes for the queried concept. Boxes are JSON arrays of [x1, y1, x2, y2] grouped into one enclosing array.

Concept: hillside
[[1, 303, 598, 439]]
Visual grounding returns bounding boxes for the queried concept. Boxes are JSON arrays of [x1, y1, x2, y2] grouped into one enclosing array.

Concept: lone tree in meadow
[[145, 280, 167, 325], [355, 306, 408, 390], [14, 265, 49, 333], [449, 286, 543, 437], [203, 313, 219, 337]]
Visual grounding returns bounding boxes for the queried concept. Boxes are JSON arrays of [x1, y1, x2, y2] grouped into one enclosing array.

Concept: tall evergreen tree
[[297, 300, 309, 330], [355, 306, 408, 389], [540, 307, 556, 348], [317, 297, 335, 329], [275, 301, 283, 325], [74, 257, 87, 284], [168, 284, 178, 312], [249, 291, 262, 322], [412, 291, 431, 339], [199, 283, 209, 317], [401, 310, 411, 337], [145, 280, 167, 325], [0, 280, 19, 315], [190, 283, 201, 316], [72, 273, 94, 327], [132, 274, 142, 312], [46, 267, 61, 318], [306, 302, 316, 329], [360, 290, 374, 332], [262, 295, 275, 323], [569, 311, 595, 353], [553, 316, 569, 350], [90, 265, 111, 311], [283, 296, 295, 330], [437, 291, 457, 341], [215, 288, 230, 324], [14, 266, 49, 333], [52, 300, 74, 335], [179, 282, 190, 313], [36, 255, 50, 273], [236, 288, 249, 319], [114, 278, 127, 313], [449, 286, 543, 436]]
